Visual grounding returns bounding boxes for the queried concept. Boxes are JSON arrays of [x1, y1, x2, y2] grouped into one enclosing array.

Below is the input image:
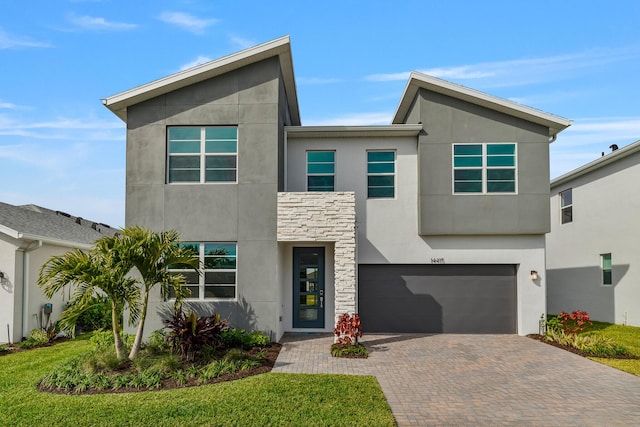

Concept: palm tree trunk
[[128, 287, 149, 360], [112, 301, 124, 359]]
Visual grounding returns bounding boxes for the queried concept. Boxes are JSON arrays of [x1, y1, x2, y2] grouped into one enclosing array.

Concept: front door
[[293, 247, 325, 328]]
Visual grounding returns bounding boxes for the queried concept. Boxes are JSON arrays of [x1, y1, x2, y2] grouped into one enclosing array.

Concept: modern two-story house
[[104, 36, 571, 340], [547, 140, 640, 326]]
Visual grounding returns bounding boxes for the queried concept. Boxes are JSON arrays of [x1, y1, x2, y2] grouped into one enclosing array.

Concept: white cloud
[[0, 100, 19, 109], [158, 12, 218, 35], [0, 28, 50, 49], [67, 14, 137, 31], [0, 113, 123, 141], [304, 111, 393, 126], [365, 46, 640, 88], [229, 36, 256, 49], [179, 55, 212, 71]]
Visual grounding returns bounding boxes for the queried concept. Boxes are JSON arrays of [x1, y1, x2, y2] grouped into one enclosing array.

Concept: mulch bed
[[37, 342, 282, 395], [527, 334, 640, 360]]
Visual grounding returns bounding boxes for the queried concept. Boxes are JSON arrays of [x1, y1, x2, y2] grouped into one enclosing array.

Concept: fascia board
[[285, 124, 423, 138], [103, 36, 300, 124], [393, 72, 572, 136], [18, 233, 94, 250], [0, 224, 19, 239], [551, 139, 640, 188]]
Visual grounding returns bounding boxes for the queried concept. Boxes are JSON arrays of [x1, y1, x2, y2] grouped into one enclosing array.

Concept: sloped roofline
[[392, 72, 572, 137], [103, 36, 300, 125], [551, 139, 640, 188]]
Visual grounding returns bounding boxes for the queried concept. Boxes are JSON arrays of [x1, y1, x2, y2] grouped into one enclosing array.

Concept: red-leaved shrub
[[333, 313, 363, 345], [557, 310, 592, 334]]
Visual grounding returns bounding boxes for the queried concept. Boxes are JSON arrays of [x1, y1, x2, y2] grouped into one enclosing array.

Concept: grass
[[0, 336, 395, 427], [579, 321, 640, 375]]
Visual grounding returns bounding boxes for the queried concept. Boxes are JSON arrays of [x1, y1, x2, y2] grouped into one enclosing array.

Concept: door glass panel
[[300, 267, 318, 279], [299, 281, 318, 292], [299, 309, 318, 321], [300, 295, 318, 306]]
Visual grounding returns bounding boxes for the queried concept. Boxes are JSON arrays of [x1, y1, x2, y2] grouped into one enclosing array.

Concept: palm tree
[[120, 226, 200, 359], [37, 235, 140, 359]]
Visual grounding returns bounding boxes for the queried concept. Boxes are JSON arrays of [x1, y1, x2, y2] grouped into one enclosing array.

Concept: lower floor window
[[601, 253, 612, 285], [169, 242, 237, 299]]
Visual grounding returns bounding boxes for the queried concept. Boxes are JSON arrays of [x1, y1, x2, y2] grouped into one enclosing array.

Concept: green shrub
[[82, 349, 129, 373], [18, 329, 50, 349], [146, 329, 170, 354], [545, 328, 632, 356], [331, 342, 368, 358], [72, 296, 112, 332], [220, 329, 270, 348], [90, 330, 134, 352]]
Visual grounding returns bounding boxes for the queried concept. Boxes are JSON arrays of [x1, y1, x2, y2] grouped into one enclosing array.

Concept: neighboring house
[[0, 202, 117, 343], [103, 36, 571, 340], [547, 140, 640, 326]]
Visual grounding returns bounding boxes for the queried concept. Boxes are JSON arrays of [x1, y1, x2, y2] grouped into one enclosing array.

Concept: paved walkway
[[272, 333, 640, 426]]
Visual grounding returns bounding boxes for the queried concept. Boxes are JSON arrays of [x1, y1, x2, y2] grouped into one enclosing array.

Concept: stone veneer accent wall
[[277, 192, 357, 323]]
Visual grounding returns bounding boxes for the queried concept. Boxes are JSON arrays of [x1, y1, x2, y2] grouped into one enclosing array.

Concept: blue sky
[[1, 0, 639, 228]]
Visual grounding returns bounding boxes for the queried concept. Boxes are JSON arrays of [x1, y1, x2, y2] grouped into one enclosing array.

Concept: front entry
[[293, 247, 325, 328]]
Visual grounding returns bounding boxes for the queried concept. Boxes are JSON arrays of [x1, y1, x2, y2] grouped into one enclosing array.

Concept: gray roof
[[0, 202, 119, 247]]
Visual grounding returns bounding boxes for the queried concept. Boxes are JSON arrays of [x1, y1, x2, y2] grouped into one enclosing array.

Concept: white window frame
[[560, 188, 573, 224], [367, 149, 396, 199], [167, 126, 238, 184], [168, 242, 237, 301], [452, 143, 518, 194], [306, 150, 335, 191]]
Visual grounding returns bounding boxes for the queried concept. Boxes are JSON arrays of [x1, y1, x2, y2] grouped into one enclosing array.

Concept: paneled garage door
[[359, 264, 517, 333]]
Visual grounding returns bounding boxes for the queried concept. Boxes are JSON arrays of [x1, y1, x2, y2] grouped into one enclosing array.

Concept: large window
[[307, 151, 335, 191], [601, 253, 612, 285], [560, 188, 573, 224], [167, 127, 237, 183], [453, 143, 516, 194], [367, 151, 395, 198], [168, 242, 237, 299]]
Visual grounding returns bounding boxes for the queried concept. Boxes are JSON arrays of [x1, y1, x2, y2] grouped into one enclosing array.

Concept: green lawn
[[0, 337, 396, 427], [580, 321, 640, 376]]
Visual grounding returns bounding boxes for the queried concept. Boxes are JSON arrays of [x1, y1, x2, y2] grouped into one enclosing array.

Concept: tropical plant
[[118, 226, 200, 359], [37, 235, 141, 359], [71, 295, 112, 332], [164, 310, 230, 361], [333, 313, 363, 345]]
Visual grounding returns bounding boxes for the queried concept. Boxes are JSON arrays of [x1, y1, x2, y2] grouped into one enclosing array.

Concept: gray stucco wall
[[124, 57, 289, 337], [547, 151, 640, 326], [406, 89, 551, 235]]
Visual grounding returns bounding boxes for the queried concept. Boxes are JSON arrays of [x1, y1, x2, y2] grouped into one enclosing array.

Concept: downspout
[[549, 134, 557, 144], [21, 240, 42, 340]]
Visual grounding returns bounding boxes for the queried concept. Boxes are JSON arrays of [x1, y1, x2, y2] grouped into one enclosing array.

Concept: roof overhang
[[285, 124, 423, 139], [17, 233, 94, 250], [393, 72, 572, 137], [551, 139, 640, 188], [103, 36, 300, 125]]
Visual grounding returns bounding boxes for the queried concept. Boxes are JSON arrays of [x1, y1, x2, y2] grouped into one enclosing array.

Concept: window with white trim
[[560, 188, 572, 224], [307, 151, 335, 191], [601, 253, 612, 285], [168, 242, 237, 299], [367, 150, 395, 198], [453, 143, 516, 194], [167, 127, 237, 183]]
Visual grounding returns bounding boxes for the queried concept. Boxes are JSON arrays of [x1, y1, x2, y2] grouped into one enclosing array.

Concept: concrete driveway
[[272, 333, 640, 426]]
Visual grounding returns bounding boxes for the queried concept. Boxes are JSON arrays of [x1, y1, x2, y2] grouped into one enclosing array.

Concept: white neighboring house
[[0, 202, 117, 344], [547, 140, 640, 326]]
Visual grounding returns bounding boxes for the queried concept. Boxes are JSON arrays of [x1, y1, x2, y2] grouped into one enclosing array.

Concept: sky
[[1, 1, 639, 228]]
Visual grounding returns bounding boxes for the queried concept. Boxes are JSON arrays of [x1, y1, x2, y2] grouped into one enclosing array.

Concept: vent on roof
[[91, 222, 97, 230], [56, 211, 71, 218], [75, 217, 82, 224]]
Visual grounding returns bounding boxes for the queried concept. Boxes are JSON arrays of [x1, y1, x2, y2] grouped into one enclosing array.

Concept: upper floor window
[[307, 151, 335, 191], [560, 188, 572, 224], [453, 143, 516, 194], [168, 242, 237, 299], [367, 150, 395, 198], [601, 253, 612, 285], [167, 127, 237, 183]]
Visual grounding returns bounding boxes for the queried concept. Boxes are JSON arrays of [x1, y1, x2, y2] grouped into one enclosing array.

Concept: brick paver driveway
[[272, 333, 640, 426]]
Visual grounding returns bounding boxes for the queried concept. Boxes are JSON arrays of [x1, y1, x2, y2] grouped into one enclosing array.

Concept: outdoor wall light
[[530, 270, 539, 280], [0, 271, 4, 279]]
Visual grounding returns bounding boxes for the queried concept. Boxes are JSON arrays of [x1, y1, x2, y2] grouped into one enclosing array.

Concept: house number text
[[431, 257, 445, 264]]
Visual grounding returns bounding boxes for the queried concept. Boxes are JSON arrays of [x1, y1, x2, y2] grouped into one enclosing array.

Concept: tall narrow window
[[168, 242, 237, 299], [167, 127, 237, 183], [307, 151, 335, 191], [560, 188, 573, 224], [601, 253, 612, 285], [453, 143, 516, 194], [367, 151, 395, 198]]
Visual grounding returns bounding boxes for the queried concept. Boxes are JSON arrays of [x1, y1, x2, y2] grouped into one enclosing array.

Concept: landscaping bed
[[527, 334, 640, 360]]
